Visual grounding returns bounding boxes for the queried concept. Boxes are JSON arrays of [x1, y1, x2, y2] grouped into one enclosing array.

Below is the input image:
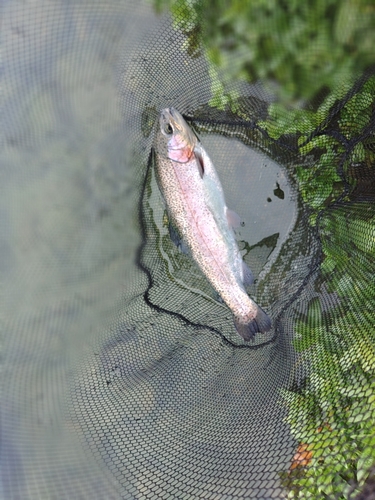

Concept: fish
[[153, 107, 271, 341]]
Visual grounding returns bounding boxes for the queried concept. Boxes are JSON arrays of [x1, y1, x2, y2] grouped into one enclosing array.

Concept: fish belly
[[156, 152, 271, 340], [161, 156, 240, 298]]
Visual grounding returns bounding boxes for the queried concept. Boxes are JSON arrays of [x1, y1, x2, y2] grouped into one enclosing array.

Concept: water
[[3, 1, 298, 497]]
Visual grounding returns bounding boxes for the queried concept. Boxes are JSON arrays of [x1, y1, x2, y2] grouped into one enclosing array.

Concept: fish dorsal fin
[[225, 207, 241, 228], [194, 148, 204, 178]]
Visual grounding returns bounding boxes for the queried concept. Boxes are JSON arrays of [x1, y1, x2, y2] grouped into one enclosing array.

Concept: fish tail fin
[[234, 306, 272, 342]]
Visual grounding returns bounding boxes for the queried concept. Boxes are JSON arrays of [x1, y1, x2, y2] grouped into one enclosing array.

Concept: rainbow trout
[[154, 107, 271, 341]]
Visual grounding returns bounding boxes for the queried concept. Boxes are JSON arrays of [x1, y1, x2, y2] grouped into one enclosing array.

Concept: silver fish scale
[[154, 112, 261, 331]]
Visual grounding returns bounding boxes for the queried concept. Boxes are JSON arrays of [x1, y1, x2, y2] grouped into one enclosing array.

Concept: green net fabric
[[3, 1, 375, 498]]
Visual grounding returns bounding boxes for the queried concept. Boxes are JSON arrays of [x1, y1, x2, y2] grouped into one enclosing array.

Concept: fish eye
[[164, 123, 173, 135]]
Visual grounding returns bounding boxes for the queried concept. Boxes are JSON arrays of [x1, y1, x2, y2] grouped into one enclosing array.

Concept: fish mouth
[[161, 107, 176, 121], [160, 109, 174, 138], [159, 107, 196, 151], [160, 108, 184, 138]]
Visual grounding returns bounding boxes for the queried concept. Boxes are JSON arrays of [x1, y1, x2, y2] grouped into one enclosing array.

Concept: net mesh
[[2, 1, 375, 499]]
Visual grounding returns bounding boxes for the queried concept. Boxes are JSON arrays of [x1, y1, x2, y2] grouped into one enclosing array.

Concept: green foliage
[[276, 82, 375, 497], [153, 0, 375, 107], [153, 0, 375, 219], [293, 76, 375, 215], [280, 222, 375, 497]]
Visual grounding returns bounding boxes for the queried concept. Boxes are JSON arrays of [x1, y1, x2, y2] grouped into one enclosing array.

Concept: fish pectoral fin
[[179, 240, 190, 255], [241, 260, 254, 286], [168, 222, 189, 255], [213, 291, 225, 304], [194, 148, 204, 178], [225, 207, 242, 228], [168, 221, 181, 247]]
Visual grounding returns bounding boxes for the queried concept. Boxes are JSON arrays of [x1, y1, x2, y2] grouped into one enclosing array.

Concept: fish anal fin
[[225, 207, 241, 228], [241, 261, 254, 286]]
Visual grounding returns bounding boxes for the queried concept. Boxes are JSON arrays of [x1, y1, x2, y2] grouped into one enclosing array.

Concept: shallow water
[[3, 1, 300, 498]]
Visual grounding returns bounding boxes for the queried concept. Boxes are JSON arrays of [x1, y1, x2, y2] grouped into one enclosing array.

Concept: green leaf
[[357, 452, 374, 484]]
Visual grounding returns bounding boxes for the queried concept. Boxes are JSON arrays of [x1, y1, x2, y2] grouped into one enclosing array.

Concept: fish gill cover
[[2, 0, 375, 499]]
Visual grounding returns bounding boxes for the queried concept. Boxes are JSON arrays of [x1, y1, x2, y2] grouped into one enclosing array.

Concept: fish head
[[156, 107, 197, 163]]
